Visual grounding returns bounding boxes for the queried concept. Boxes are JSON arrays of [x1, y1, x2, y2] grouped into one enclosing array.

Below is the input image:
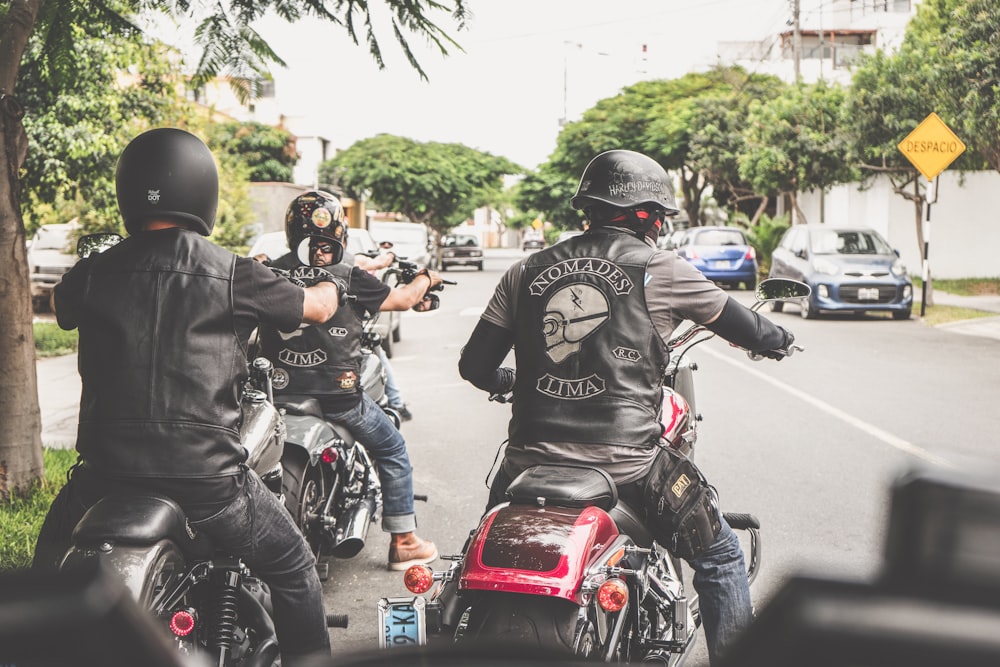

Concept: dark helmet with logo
[[285, 190, 347, 265], [570, 149, 680, 217], [115, 128, 219, 236]]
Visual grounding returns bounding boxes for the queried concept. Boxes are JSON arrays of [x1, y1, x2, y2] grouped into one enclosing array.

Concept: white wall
[[798, 171, 1000, 279]]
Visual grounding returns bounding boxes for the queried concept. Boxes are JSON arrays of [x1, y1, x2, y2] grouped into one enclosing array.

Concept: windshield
[[810, 229, 892, 255], [443, 235, 477, 247], [33, 227, 73, 251], [691, 229, 746, 246]]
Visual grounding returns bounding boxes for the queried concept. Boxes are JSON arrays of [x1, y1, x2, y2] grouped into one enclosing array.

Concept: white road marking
[[701, 345, 954, 469]]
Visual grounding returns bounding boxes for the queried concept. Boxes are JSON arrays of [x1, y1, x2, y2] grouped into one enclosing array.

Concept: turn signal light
[[169, 609, 195, 637], [403, 564, 434, 594], [597, 578, 628, 612], [321, 447, 338, 464]]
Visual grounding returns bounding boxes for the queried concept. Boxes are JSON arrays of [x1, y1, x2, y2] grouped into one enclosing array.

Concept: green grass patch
[[913, 277, 1000, 297], [0, 448, 77, 571], [33, 321, 78, 357], [915, 303, 997, 327]]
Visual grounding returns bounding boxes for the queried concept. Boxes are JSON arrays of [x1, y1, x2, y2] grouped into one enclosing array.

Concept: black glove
[[488, 367, 516, 403], [759, 328, 795, 360]]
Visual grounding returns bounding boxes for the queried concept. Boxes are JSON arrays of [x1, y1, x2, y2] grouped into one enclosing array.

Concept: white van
[[28, 221, 80, 311], [368, 221, 431, 269]]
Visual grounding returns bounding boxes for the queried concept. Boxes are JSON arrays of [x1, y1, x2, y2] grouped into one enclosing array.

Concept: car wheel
[[745, 277, 757, 291], [392, 315, 401, 343], [770, 300, 784, 313], [476, 262, 483, 271], [892, 308, 912, 321], [799, 297, 816, 320]]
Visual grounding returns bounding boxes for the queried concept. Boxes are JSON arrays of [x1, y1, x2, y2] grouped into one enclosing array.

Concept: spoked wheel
[[461, 593, 592, 657], [282, 451, 325, 556]]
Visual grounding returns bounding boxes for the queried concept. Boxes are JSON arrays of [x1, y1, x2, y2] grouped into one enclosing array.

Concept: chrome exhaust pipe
[[330, 493, 377, 558]]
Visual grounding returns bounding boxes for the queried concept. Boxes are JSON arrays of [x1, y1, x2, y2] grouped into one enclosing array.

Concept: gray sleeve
[[480, 259, 526, 331], [645, 250, 729, 340]]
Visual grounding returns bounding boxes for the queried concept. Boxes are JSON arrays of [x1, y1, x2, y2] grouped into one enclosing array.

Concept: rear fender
[[282, 413, 353, 462], [459, 503, 620, 603], [61, 540, 187, 608]]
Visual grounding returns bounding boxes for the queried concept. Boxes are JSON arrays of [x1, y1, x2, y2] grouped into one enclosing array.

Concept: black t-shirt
[[316, 265, 391, 414]]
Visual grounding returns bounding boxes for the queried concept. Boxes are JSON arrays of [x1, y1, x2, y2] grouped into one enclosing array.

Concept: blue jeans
[[489, 464, 751, 665], [377, 346, 405, 408], [688, 519, 753, 664], [325, 392, 416, 533], [188, 471, 330, 660]]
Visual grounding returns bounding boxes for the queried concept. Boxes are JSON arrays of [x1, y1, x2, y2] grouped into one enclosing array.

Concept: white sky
[[243, 0, 805, 169], [159, 1, 808, 169]]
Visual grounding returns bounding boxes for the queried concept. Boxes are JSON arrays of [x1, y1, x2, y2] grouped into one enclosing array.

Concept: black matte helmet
[[285, 191, 347, 264], [570, 149, 680, 217], [115, 128, 219, 235]]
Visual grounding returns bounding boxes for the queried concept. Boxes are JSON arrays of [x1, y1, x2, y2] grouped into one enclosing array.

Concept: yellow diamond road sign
[[898, 112, 966, 181]]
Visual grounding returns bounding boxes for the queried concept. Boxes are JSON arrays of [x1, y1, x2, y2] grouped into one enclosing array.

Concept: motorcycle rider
[[458, 149, 796, 664], [259, 190, 440, 570], [32, 128, 340, 666], [343, 238, 414, 422]]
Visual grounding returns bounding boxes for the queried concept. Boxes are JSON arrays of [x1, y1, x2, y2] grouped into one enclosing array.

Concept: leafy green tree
[[208, 121, 298, 182], [937, 0, 1000, 172], [842, 0, 985, 285], [739, 80, 856, 224], [513, 162, 582, 231], [320, 134, 520, 236], [520, 66, 786, 229], [743, 213, 790, 276], [0, 0, 468, 498]]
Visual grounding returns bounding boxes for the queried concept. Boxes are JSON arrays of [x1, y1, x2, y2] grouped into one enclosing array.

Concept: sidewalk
[[924, 290, 1000, 340]]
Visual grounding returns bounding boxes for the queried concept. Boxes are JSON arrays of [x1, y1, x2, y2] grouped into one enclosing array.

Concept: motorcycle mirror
[[755, 278, 811, 302], [77, 233, 123, 259], [413, 293, 440, 312]]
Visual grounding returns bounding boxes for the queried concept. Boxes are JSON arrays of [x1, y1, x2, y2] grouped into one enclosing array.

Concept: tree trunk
[[0, 0, 47, 501]]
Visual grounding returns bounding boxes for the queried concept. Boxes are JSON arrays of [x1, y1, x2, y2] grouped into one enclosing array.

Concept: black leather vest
[[509, 229, 668, 449], [261, 262, 364, 400], [73, 229, 247, 479]]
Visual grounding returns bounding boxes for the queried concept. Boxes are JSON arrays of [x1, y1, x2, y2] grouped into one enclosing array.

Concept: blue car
[[673, 226, 758, 290], [768, 224, 913, 320]]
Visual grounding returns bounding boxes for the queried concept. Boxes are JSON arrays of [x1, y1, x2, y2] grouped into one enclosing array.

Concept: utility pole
[[792, 0, 801, 83]]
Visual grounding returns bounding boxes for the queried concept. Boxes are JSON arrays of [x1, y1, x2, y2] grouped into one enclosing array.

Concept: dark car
[[768, 224, 913, 320], [522, 235, 545, 251], [673, 226, 758, 290], [436, 233, 483, 270]]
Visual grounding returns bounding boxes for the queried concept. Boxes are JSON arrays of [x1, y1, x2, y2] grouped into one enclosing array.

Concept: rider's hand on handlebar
[[757, 328, 796, 361]]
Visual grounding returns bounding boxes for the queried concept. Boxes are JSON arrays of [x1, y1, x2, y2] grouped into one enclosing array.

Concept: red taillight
[[403, 564, 434, 594], [169, 610, 195, 637], [321, 447, 338, 464], [597, 578, 628, 612], [745, 247, 756, 260]]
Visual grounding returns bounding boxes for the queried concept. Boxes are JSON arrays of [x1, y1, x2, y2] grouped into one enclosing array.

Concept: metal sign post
[[898, 113, 965, 316]]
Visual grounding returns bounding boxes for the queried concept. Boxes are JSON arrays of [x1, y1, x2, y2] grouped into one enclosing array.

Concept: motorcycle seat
[[506, 464, 618, 511], [276, 396, 324, 419], [72, 494, 214, 558], [609, 502, 654, 548]]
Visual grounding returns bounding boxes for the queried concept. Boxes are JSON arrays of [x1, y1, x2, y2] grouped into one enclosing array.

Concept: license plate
[[858, 287, 879, 300], [377, 597, 426, 648], [711, 260, 733, 269]]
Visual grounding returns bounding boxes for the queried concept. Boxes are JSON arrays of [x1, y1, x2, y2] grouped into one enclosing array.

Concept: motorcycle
[[384, 278, 810, 664], [57, 234, 348, 666], [275, 259, 453, 577]]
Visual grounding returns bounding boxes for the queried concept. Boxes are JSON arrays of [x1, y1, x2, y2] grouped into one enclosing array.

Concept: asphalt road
[[35, 248, 1000, 665]]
